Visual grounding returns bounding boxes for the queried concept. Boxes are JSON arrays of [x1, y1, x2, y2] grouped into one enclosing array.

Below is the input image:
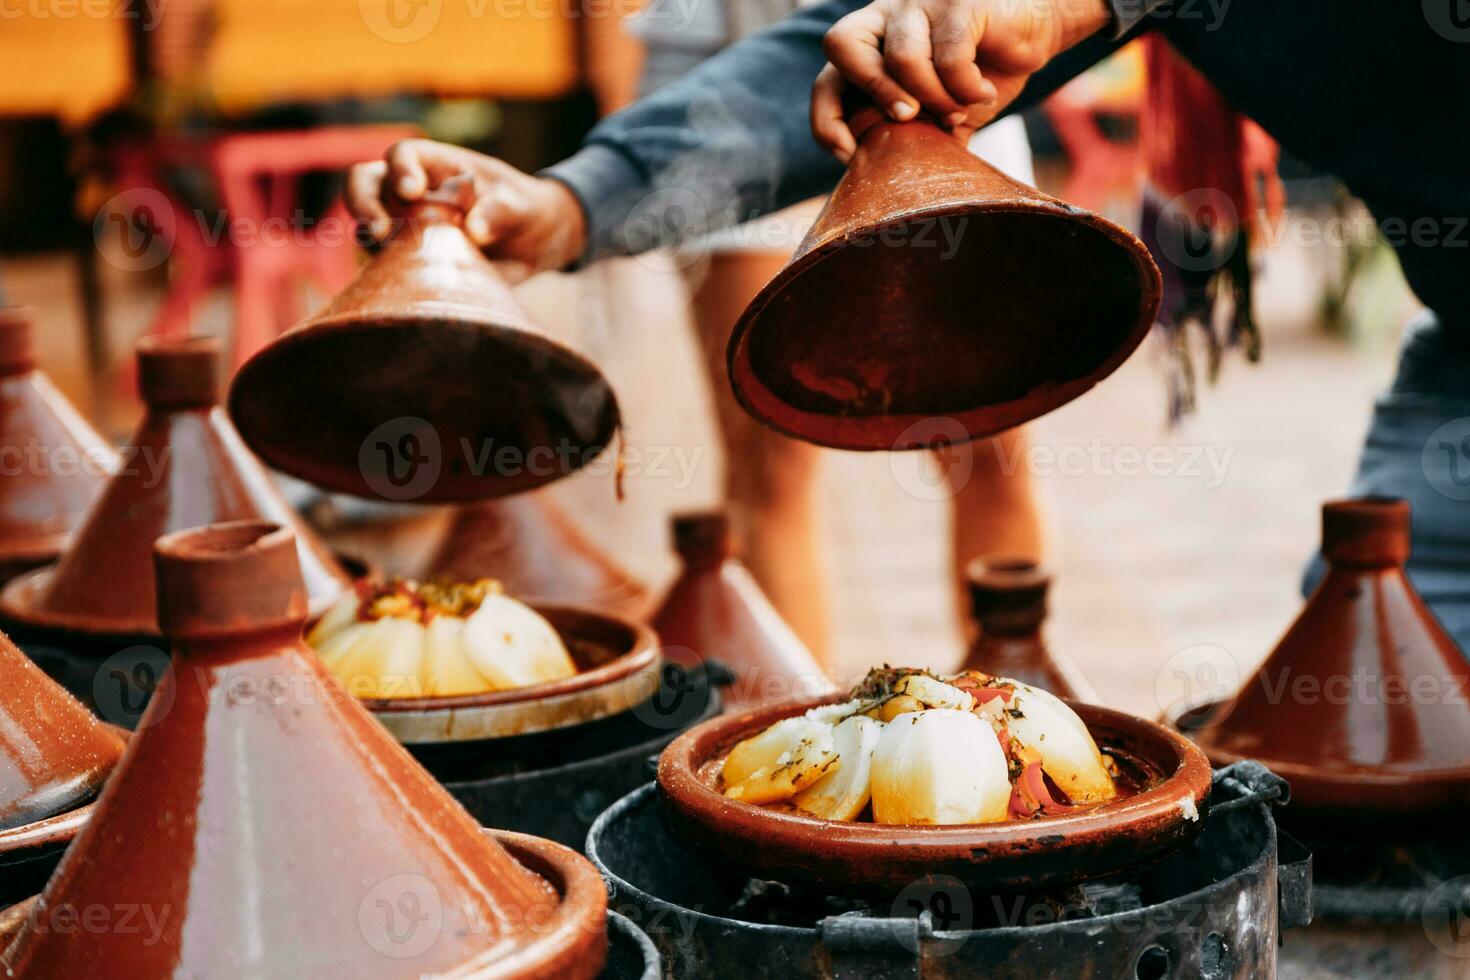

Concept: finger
[[824, 9, 919, 122], [384, 140, 433, 200], [810, 65, 857, 162], [884, 8, 966, 120], [930, 11, 996, 107], [345, 161, 393, 240], [463, 182, 532, 248]]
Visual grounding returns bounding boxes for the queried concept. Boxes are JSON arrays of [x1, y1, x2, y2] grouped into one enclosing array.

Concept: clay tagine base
[[362, 603, 663, 744], [659, 695, 1212, 894]]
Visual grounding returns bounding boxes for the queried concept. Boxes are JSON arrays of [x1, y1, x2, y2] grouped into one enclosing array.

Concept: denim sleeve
[[542, 0, 1135, 264], [1301, 312, 1470, 653]]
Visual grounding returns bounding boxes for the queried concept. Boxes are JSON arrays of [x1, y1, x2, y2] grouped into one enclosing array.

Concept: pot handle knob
[[842, 88, 953, 144]]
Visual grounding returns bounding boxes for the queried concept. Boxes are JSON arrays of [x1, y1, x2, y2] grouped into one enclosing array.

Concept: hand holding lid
[[230, 173, 621, 502]]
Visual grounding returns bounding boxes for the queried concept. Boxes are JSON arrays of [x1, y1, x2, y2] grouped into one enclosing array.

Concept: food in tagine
[[720, 667, 1119, 824], [307, 578, 577, 698]]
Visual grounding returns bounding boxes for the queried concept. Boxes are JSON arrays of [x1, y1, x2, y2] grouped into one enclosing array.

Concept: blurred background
[[0, 1, 1424, 714]]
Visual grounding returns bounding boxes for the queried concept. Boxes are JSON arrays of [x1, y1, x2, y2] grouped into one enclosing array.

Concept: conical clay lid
[[426, 492, 649, 617], [1, 521, 606, 978], [0, 630, 125, 831], [0, 308, 116, 579], [652, 511, 831, 710], [727, 109, 1160, 450], [230, 177, 619, 502], [0, 337, 348, 638], [1190, 498, 1470, 812]]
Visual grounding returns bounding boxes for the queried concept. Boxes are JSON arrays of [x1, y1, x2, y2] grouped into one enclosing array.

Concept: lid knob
[[138, 336, 221, 409], [672, 510, 733, 565], [154, 521, 308, 638], [1321, 497, 1410, 567], [0, 307, 37, 376], [967, 555, 1049, 634]]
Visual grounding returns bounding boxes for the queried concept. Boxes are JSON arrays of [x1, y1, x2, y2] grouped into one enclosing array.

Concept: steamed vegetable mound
[[720, 667, 1118, 825], [308, 578, 577, 698]]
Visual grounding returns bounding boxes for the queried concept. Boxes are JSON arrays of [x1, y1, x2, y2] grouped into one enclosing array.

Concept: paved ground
[[1, 195, 1418, 722]]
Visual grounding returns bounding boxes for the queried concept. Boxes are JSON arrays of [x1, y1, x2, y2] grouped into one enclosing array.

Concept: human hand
[[812, 0, 1112, 160], [346, 139, 587, 281]]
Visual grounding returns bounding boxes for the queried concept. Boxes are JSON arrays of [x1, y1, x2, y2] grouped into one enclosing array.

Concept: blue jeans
[[1303, 312, 1470, 653]]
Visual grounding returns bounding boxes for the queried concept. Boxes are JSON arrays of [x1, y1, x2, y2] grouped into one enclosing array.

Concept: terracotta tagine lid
[[651, 511, 832, 711], [0, 521, 607, 977], [727, 107, 1160, 451], [424, 492, 650, 617], [1183, 497, 1470, 817], [229, 175, 620, 503], [0, 336, 349, 640], [0, 308, 117, 582], [960, 555, 1096, 701], [0, 629, 125, 832]]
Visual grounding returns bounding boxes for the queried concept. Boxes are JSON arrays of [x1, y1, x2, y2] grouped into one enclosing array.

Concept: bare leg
[[947, 427, 1049, 625], [688, 249, 830, 663]]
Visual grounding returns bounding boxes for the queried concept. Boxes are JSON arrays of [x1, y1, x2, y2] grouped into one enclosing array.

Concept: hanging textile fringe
[[1138, 37, 1284, 423]]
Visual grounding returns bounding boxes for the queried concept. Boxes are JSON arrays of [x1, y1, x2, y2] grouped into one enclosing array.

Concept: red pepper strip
[[1008, 785, 1034, 819], [1018, 761, 1072, 815], [971, 687, 1012, 705]]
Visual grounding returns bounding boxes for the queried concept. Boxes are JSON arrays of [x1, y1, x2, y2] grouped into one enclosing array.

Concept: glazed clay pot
[[425, 492, 650, 618], [1185, 498, 1470, 818], [727, 108, 1160, 450], [960, 555, 1096, 701], [651, 511, 832, 711], [0, 629, 124, 831], [361, 602, 664, 744], [658, 695, 1212, 893], [0, 521, 607, 978], [0, 308, 116, 583], [230, 176, 619, 502], [0, 336, 348, 640]]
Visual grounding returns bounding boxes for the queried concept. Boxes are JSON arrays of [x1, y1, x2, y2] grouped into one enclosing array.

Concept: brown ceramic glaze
[[960, 555, 1096, 701], [1183, 498, 1470, 817], [658, 695, 1212, 893], [0, 629, 125, 831], [727, 109, 1161, 451], [0, 337, 349, 639], [0, 308, 117, 582], [229, 176, 620, 502], [0, 521, 607, 978], [361, 603, 664, 744], [651, 512, 833, 712], [425, 493, 650, 617]]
